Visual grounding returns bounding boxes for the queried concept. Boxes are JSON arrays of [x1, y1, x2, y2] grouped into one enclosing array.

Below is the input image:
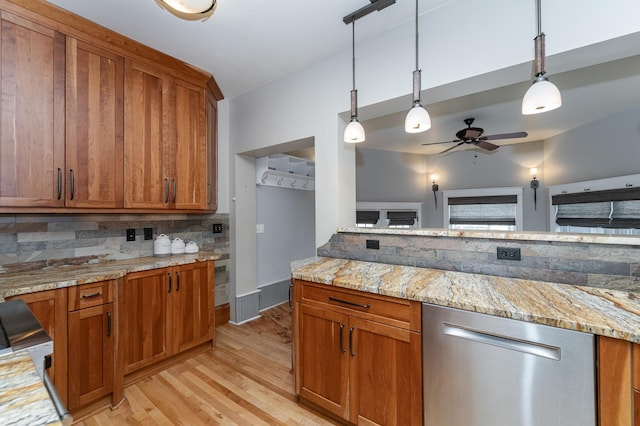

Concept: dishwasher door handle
[[443, 323, 561, 361]]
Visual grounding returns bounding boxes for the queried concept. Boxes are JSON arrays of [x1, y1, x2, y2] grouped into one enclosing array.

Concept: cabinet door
[[205, 91, 217, 211], [67, 303, 113, 410], [0, 12, 65, 207], [123, 59, 169, 209], [66, 38, 124, 208], [7, 289, 68, 404], [172, 261, 214, 353], [298, 303, 349, 419], [171, 78, 206, 210], [349, 317, 422, 426], [121, 268, 172, 374]]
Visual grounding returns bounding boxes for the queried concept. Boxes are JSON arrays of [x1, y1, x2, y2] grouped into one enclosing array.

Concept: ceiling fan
[[422, 118, 528, 154]]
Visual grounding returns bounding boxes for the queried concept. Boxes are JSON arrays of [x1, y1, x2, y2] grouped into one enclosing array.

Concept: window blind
[[552, 187, 640, 229], [448, 195, 517, 225], [356, 210, 380, 225], [386, 211, 417, 226]]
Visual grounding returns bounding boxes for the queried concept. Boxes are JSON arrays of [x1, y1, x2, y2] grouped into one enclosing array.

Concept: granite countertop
[[0, 351, 61, 426], [291, 256, 640, 343], [337, 227, 640, 246], [0, 252, 220, 302]]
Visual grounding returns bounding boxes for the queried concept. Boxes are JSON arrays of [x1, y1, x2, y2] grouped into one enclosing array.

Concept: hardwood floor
[[74, 304, 337, 425]]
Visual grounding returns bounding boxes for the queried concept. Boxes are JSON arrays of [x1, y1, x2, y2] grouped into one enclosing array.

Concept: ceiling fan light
[[154, 0, 216, 21], [344, 118, 365, 143], [405, 102, 431, 133], [522, 75, 562, 115]]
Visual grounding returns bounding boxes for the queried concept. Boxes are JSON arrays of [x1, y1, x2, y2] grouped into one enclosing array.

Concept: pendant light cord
[[536, 0, 542, 36], [414, 0, 419, 71], [352, 20, 356, 91]]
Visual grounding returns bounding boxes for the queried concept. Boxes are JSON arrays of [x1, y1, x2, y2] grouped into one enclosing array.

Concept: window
[[548, 174, 640, 235], [356, 202, 422, 228], [442, 187, 524, 231]]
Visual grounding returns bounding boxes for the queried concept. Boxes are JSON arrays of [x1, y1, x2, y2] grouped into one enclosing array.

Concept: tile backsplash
[[0, 213, 230, 305]]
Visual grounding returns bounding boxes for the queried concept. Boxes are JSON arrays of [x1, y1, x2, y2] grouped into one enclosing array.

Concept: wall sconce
[[431, 174, 439, 209], [530, 168, 539, 210]]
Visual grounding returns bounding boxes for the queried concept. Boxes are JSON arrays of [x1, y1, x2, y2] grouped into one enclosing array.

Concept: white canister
[[185, 241, 199, 254], [154, 234, 171, 257], [171, 237, 185, 254]]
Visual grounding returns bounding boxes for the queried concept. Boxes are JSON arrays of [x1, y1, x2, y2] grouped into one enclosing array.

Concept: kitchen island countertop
[[0, 350, 61, 426], [291, 256, 640, 343]]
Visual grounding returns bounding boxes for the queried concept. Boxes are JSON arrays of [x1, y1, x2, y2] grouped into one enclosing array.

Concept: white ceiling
[[45, 0, 640, 158], [46, 0, 453, 100]]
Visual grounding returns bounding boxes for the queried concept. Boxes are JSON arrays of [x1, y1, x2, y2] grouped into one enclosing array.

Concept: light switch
[[256, 224, 265, 234]]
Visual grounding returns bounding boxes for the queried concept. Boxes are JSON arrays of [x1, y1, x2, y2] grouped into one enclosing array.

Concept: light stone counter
[[0, 350, 61, 425], [337, 227, 640, 246], [291, 256, 640, 343], [0, 252, 220, 302]]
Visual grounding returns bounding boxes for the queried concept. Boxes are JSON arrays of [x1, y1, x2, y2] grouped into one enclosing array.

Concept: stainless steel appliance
[[0, 299, 72, 425], [422, 303, 596, 426]]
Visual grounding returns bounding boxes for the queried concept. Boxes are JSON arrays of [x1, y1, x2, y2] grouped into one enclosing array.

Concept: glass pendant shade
[[344, 119, 365, 143], [405, 102, 431, 133], [522, 75, 562, 115], [154, 0, 216, 20]]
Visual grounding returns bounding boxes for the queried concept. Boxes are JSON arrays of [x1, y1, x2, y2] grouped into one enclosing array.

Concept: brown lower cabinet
[[67, 289, 114, 410], [293, 279, 422, 426], [121, 261, 214, 374]]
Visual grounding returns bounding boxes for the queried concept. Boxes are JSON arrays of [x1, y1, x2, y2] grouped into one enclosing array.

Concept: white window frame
[[356, 201, 423, 228], [442, 187, 524, 231]]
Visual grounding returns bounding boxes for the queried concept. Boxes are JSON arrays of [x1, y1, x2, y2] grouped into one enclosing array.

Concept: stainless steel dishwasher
[[422, 303, 596, 426]]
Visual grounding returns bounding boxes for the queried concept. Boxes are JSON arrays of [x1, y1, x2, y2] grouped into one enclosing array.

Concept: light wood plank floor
[[74, 304, 338, 425]]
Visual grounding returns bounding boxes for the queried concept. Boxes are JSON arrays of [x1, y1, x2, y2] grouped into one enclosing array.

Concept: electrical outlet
[[212, 223, 223, 234], [366, 239, 380, 250], [497, 246, 521, 260], [126, 228, 136, 242], [144, 228, 153, 240]]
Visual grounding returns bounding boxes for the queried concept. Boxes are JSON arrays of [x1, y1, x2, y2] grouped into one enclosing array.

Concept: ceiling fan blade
[[439, 142, 465, 154], [482, 131, 528, 141], [474, 140, 499, 151], [422, 139, 460, 146]]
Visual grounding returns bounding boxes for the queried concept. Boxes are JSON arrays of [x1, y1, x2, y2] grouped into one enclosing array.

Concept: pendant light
[[405, 0, 431, 133], [344, 20, 365, 143], [522, 0, 561, 115], [154, 0, 216, 21]]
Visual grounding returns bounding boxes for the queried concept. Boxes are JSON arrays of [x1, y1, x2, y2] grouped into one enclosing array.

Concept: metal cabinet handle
[[173, 179, 177, 203], [329, 296, 371, 309], [69, 169, 75, 200], [168, 273, 172, 293], [57, 168, 62, 200], [208, 183, 212, 205], [106, 311, 112, 337], [165, 178, 169, 203], [81, 292, 101, 299], [176, 272, 180, 291], [349, 326, 356, 356], [339, 323, 346, 353]]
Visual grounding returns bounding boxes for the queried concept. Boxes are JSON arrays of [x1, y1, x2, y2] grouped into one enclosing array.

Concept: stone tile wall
[[318, 232, 640, 292], [0, 213, 230, 305]]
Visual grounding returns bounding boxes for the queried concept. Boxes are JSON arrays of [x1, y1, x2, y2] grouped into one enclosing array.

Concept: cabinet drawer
[[298, 280, 420, 331], [68, 280, 113, 311]]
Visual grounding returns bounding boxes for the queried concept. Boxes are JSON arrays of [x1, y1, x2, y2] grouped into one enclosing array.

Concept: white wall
[[223, 0, 640, 322]]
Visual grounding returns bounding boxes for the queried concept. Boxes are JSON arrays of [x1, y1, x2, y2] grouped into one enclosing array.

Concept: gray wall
[[356, 106, 640, 232], [544, 105, 640, 186], [256, 185, 315, 287]]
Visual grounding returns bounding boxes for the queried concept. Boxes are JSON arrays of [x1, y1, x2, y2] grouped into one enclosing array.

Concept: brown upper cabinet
[[66, 38, 124, 208], [0, 11, 65, 207], [0, 0, 222, 212]]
